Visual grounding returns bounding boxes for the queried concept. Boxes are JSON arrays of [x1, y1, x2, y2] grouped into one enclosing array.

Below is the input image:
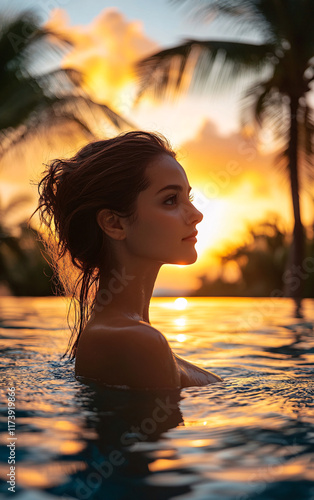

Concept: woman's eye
[[164, 195, 177, 205], [164, 193, 194, 206]]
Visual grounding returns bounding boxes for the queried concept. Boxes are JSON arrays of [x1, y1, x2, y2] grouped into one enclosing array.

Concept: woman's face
[[123, 154, 203, 265]]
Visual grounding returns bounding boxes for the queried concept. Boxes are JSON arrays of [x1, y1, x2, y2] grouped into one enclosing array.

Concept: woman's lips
[[182, 230, 198, 242], [182, 236, 197, 242]]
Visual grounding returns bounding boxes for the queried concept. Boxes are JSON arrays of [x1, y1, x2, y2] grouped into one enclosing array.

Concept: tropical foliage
[[0, 196, 57, 295]]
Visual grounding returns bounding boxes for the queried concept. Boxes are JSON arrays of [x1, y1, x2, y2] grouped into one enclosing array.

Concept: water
[[0, 296, 314, 500]]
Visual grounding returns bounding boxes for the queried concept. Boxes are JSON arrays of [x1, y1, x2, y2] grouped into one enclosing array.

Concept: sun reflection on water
[[174, 317, 186, 328], [176, 334, 187, 342]]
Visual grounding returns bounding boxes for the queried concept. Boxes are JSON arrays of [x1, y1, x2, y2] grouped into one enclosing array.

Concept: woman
[[37, 131, 222, 389]]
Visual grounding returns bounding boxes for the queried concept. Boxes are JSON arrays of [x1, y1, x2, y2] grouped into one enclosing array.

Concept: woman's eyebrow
[[156, 184, 192, 195]]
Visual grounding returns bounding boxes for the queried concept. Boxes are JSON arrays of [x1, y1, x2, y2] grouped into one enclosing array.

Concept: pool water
[[0, 296, 314, 500]]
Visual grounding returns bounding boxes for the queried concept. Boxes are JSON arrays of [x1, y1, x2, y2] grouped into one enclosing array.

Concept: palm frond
[[170, 0, 278, 40], [171, 0, 314, 46], [171, 0, 257, 21], [0, 10, 72, 76], [0, 93, 135, 158], [0, 10, 135, 159], [0, 10, 40, 71], [35, 67, 84, 96], [242, 79, 286, 128], [136, 39, 275, 100]]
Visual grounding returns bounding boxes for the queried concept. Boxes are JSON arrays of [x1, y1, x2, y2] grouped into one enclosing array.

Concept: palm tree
[[137, 0, 314, 314], [0, 10, 132, 157]]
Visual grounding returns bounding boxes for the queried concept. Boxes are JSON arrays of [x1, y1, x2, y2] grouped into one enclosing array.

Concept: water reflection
[[265, 323, 314, 359], [51, 380, 190, 499]]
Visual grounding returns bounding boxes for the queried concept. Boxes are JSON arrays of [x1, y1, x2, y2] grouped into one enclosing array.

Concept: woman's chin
[[183, 256, 198, 265], [172, 253, 198, 266], [160, 248, 198, 266]]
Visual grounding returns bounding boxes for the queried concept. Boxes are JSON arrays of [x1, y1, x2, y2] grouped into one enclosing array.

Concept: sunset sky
[[1, 0, 313, 294]]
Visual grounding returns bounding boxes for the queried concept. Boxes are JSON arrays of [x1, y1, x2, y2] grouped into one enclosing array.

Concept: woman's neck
[[96, 260, 162, 324]]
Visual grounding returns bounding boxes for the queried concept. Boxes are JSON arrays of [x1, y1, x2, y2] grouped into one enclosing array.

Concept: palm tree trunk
[[285, 96, 305, 316]]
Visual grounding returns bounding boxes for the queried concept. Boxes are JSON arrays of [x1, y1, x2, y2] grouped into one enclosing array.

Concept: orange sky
[[0, 7, 313, 294]]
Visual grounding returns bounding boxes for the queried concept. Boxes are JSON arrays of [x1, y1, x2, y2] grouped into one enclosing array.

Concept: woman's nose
[[193, 206, 203, 225], [185, 204, 203, 225]]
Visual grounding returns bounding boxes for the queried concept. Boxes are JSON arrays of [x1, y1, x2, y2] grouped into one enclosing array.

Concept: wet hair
[[36, 131, 176, 361]]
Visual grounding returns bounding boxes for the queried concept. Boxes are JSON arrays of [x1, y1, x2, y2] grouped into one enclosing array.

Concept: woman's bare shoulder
[[103, 321, 176, 366], [79, 319, 168, 346], [76, 320, 181, 389]]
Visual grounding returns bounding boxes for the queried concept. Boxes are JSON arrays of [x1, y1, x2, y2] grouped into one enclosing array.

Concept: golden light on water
[[174, 318, 186, 328], [53, 420, 77, 431], [16, 469, 48, 488], [59, 440, 85, 455], [176, 334, 187, 342], [16, 462, 86, 488]]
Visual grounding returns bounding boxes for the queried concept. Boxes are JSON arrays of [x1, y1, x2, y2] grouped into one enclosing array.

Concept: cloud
[[179, 119, 280, 199], [45, 8, 158, 110]]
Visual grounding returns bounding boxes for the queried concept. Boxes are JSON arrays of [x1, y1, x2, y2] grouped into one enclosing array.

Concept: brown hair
[[35, 131, 176, 361]]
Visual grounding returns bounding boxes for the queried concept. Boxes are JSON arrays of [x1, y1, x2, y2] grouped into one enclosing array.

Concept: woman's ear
[[97, 209, 126, 240]]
